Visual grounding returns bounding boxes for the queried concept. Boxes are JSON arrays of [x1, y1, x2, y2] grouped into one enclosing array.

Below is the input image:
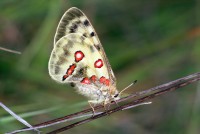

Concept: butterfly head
[[111, 87, 120, 101], [106, 81, 137, 104], [113, 92, 120, 100], [103, 85, 120, 104]]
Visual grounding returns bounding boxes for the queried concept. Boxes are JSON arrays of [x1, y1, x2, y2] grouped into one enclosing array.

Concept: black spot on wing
[[90, 32, 95, 37], [83, 20, 89, 26], [73, 67, 87, 78], [94, 44, 101, 51], [69, 29, 75, 33], [83, 33, 87, 37], [79, 67, 86, 75], [69, 24, 78, 33], [70, 82, 76, 87], [64, 51, 69, 56]]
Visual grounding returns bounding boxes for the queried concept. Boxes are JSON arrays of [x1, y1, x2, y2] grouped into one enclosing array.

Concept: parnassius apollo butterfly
[[48, 7, 125, 111]]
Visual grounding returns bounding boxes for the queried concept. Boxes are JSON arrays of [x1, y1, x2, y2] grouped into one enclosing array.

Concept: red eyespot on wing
[[90, 75, 97, 82], [75, 51, 84, 62], [67, 64, 76, 76], [104, 79, 110, 86], [100, 76, 106, 83], [81, 77, 91, 84], [62, 75, 68, 81], [99, 76, 110, 86], [62, 64, 76, 81], [94, 59, 103, 68]]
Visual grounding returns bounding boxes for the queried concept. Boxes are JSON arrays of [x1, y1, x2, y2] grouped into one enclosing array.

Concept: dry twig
[[7, 72, 200, 134], [0, 46, 21, 55]]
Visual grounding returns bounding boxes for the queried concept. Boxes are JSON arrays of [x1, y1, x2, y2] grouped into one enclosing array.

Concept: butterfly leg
[[88, 100, 97, 117], [103, 102, 111, 115], [113, 100, 119, 107]]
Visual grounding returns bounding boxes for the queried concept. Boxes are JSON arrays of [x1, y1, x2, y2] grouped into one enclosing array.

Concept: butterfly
[[48, 7, 131, 112]]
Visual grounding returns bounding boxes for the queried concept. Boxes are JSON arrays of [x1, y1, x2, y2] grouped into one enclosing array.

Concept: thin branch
[[0, 103, 40, 134], [7, 72, 200, 134], [7, 102, 152, 134], [0, 46, 21, 54], [6, 112, 103, 134], [47, 72, 200, 134]]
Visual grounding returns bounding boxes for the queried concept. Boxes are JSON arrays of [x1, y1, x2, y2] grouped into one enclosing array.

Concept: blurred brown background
[[0, 0, 200, 134]]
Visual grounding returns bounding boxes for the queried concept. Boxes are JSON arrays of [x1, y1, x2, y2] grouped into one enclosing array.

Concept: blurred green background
[[0, 0, 200, 134]]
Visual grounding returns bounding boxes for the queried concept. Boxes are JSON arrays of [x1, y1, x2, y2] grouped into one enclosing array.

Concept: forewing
[[53, 7, 116, 84]]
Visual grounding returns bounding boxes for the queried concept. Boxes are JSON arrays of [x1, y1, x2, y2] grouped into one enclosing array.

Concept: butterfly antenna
[[118, 80, 137, 96]]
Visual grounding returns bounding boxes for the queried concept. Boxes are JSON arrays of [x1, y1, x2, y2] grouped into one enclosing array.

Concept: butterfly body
[[48, 7, 120, 106]]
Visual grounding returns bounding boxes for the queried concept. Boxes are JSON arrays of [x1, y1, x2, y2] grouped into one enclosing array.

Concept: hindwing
[[49, 33, 110, 85], [52, 7, 116, 85]]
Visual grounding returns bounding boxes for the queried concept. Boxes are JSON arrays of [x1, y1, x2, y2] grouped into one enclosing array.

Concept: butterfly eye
[[114, 94, 119, 98]]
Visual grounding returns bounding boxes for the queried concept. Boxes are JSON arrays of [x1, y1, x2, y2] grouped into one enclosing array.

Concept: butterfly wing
[[53, 7, 116, 85], [49, 33, 110, 84]]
